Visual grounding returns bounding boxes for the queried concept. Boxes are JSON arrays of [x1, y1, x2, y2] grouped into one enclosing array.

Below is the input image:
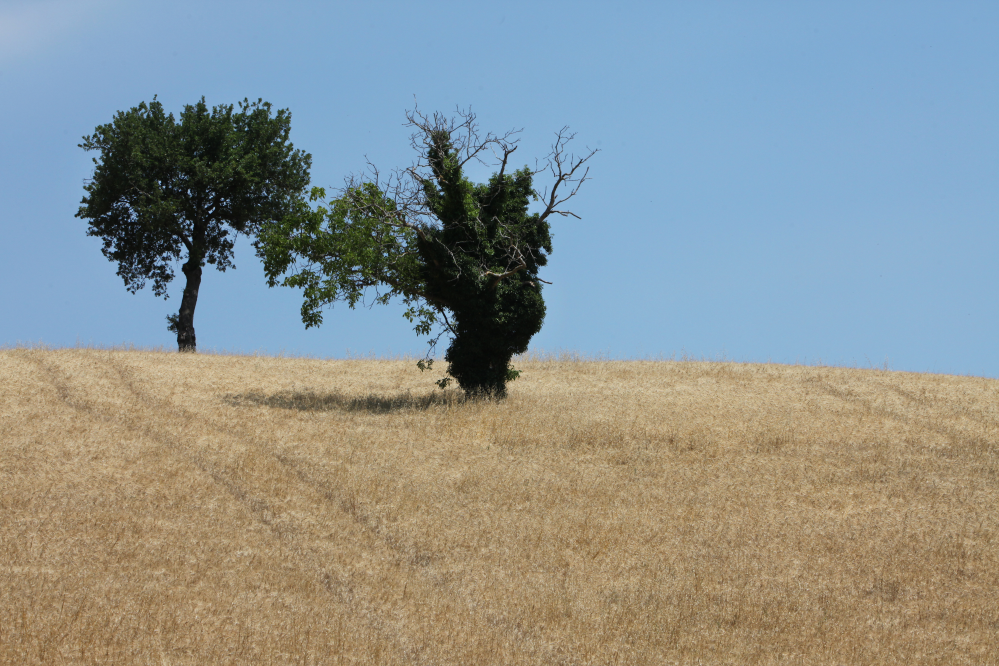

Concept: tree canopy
[[77, 96, 311, 351], [257, 108, 594, 396]]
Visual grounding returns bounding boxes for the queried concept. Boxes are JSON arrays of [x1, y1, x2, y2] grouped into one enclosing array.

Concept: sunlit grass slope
[[2, 349, 997, 664]]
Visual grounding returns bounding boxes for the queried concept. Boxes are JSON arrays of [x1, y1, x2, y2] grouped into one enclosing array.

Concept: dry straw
[[2, 348, 997, 664]]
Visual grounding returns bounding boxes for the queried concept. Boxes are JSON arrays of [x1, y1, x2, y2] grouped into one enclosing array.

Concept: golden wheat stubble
[[1, 348, 997, 664]]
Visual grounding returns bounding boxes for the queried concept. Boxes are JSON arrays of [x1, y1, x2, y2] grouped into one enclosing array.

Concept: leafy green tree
[[257, 109, 595, 396], [77, 96, 311, 351]]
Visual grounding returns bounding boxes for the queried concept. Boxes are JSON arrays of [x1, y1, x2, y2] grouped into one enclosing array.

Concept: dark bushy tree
[[77, 96, 311, 351], [257, 108, 595, 396]]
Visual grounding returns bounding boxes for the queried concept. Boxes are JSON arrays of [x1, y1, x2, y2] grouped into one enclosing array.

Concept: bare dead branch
[[530, 127, 599, 224], [482, 242, 529, 288], [483, 262, 528, 289], [405, 104, 522, 174], [495, 144, 517, 183], [437, 306, 457, 336]]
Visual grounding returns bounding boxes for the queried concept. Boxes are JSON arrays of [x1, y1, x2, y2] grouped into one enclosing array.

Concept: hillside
[[2, 349, 997, 664]]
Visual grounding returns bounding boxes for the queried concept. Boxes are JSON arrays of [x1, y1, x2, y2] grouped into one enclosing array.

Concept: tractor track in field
[[18, 350, 574, 665]]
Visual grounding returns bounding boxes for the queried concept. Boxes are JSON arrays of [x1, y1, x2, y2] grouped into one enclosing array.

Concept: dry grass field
[[1, 348, 997, 664]]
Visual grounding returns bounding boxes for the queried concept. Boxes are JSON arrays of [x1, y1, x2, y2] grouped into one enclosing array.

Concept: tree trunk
[[445, 330, 513, 398], [176, 257, 203, 352]]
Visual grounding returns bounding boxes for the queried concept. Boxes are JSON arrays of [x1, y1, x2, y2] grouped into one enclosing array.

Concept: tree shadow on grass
[[223, 388, 475, 414]]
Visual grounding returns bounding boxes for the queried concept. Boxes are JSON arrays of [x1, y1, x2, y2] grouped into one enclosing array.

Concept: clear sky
[[2, 0, 996, 376]]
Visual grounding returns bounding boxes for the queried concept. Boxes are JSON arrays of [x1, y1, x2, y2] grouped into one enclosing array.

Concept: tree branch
[[483, 261, 528, 289], [405, 104, 522, 172], [532, 127, 599, 224]]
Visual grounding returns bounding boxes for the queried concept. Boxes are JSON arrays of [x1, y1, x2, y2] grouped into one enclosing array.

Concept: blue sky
[[2, 0, 996, 375]]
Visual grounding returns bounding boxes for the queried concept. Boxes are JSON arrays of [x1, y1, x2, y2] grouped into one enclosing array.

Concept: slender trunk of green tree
[[176, 257, 202, 352], [176, 222, 206, 353]]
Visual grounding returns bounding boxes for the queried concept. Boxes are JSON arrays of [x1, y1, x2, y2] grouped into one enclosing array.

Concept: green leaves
[[79, 96, 311, 293], [78, 96, 312, 349], [257, 107, 594, 396], [256, 184, 429, 331]]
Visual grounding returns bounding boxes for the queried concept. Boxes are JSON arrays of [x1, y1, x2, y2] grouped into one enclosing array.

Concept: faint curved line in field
[[810, 378, 997, 453], [21, 351, 436, 663]]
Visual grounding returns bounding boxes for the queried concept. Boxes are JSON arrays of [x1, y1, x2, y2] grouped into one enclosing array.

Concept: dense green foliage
[[413, 133, 549, 395], [77, 96, 311, 351], [258, 110, 593, 396]]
